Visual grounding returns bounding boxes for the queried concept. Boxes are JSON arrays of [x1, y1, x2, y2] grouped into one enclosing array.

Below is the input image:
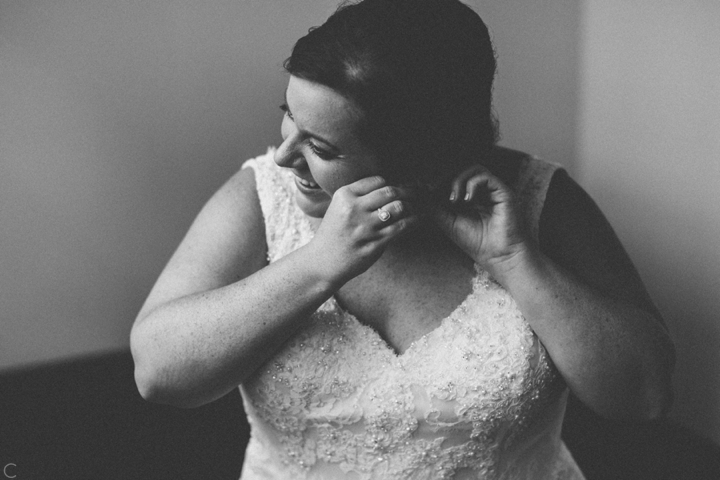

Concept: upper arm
[[538, 169, 666, 327], [135, 166, 267, 322]]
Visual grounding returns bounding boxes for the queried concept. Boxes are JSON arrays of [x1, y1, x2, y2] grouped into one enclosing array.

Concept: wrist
[[485, 241, 542, 288], [298, 241, 350, 291]]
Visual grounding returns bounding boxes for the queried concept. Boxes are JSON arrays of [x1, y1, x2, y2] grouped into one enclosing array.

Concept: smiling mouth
[[294, 176, 322, 191]]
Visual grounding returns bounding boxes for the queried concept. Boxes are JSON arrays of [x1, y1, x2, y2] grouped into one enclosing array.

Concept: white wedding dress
[[237, 149, 586, 479]]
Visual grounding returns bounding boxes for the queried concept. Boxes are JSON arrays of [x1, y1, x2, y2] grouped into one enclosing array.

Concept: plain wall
[[577, 0, 720, 445], [0, 0, 339, 368], [2, 0, 717, 445]]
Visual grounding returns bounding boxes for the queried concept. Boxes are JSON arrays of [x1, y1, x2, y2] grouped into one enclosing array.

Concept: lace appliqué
[[242, 150, 314, 263]]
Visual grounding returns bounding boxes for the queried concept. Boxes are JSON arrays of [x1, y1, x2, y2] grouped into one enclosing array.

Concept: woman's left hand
[[436, 164, 675, 420], [431, 164, 531, 275]]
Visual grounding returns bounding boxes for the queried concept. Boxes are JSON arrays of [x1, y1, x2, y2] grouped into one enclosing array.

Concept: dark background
[[1, 350, 719, 479]]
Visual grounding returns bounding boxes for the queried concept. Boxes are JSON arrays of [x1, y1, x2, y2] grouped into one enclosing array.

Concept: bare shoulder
[[538, 170, 665, 321], [136, 165, 267, 320], [194, 165, 267, 280]]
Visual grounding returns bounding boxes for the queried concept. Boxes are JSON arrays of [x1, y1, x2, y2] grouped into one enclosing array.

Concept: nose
[[274, 131, 306, 169]]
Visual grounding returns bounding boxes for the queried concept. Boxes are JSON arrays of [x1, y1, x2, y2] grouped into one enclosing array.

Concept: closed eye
[[279, 103, 293, 120], [281, 100, 340, 160], [307, 141, 335, 160]]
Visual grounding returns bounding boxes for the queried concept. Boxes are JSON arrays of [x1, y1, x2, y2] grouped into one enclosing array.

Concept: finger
[[344, 176, 387, 196], [464, 173, 492, 204], [449, 164, 488, 203], [362, 185, 416, 210], [465, 171, 511, 205], [375, 200, 408, 224], [377, 214, 421, 240]]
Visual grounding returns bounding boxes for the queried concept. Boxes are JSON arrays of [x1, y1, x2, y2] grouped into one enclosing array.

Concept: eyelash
[[307, 142, 334, 160], [279, 103, 293, 120], [280, 103, 334, 160]]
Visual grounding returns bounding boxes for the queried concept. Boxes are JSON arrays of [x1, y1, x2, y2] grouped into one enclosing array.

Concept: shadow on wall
[[576, 0, 720, 444], [591, 182, 720, 444]]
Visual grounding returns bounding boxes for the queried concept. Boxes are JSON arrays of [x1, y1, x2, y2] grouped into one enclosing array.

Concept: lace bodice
[[238, 149, 585, 479]]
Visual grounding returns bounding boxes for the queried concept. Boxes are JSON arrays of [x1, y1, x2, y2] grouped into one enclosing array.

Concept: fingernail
[[464, 192, 471, 201], [449, 192, 456, 202]]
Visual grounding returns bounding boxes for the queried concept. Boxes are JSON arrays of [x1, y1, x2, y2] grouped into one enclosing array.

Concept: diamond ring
[[377, 208, 391, 222]]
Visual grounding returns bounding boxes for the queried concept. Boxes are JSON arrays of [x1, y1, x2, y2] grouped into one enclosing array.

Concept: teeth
[[297, 177, 319, 188]]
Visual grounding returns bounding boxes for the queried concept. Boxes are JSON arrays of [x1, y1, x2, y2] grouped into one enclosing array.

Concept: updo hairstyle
[[284, 0, 498, 188]]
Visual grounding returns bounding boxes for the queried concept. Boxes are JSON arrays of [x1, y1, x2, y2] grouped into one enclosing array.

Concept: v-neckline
[[297, 188, 481, 358], [326, 265, 481, 358]]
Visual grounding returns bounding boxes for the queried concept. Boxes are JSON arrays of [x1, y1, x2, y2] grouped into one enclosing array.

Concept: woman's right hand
[[132, 171, 417, 407], [308, 176, 419, 284]]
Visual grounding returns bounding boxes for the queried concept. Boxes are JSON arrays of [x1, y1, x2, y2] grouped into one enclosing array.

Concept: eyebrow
[[284, 90, 341, 152]]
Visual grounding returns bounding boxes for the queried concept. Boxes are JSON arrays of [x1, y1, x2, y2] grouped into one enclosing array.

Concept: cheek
[[323, 175, 350, 195], [347, 162, 382, 186], [308, 164, 345, 194], [320, 161, 381, 194]]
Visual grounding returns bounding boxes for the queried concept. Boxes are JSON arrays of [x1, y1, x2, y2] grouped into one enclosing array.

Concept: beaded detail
[[239, 149, 584, 479]]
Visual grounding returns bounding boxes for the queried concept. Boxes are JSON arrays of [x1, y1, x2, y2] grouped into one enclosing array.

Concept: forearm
[[489, 246, 675, 420], [131, 243, 340, 408]]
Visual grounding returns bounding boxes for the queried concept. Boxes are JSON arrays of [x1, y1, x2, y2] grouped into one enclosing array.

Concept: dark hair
[[284, 0, 498, 187]]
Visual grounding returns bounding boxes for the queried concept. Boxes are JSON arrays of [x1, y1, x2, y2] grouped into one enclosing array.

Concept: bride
[[130, 0, 675, 478]]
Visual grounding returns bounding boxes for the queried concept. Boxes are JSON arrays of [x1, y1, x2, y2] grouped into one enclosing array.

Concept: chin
[[294, 190, 330, 218]]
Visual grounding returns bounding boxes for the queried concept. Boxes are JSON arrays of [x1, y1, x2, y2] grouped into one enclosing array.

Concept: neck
[[307, 212, 467, 266]]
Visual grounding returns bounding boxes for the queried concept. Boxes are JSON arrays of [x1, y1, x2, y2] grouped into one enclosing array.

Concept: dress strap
[[241, 149, 313, 262]]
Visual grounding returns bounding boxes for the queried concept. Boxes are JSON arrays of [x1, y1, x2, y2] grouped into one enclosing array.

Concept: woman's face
[[274, 75, 381, 218]]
